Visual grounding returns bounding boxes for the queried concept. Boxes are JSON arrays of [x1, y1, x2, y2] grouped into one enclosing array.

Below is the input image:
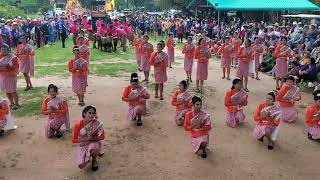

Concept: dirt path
[[0, 47, 319, 180]]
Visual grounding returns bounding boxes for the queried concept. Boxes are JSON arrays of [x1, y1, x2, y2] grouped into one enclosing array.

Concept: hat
[[269, 46, 275, 49]]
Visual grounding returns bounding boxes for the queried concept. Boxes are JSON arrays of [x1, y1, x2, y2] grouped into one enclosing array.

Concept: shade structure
[[208, 0, 320, 11]]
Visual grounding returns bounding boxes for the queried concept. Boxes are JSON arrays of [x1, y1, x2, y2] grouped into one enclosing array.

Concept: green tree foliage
[[311, 0, 320, 5], [0, 1, 25, 19], [156, 0, 190, 10], [5, 0, 51, 14], [79, 0, 91, 8]]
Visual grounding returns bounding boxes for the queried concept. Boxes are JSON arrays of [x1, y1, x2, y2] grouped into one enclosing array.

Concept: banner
[[105, 0, 115, 12]]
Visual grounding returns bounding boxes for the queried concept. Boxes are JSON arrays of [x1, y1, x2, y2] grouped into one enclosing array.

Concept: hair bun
[[131, 73, 138, 79]]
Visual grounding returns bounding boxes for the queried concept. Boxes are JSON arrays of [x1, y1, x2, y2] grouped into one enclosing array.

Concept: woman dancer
[[252, 37, 263, 80], [305, 90, 320, 141], [182, 36, 195, 82], [68, 46, 89, 106], [236, 39, 254, 92], [194, 38, 212, 93], [149, 42, 168, 100], [72, 106, 105, 171], [276, 75, 301, 123], [274, 36, 291, 90], [224, 78, 248, 128], [78, 36, 90, 61], [230, 32, 242, 69], [41, 84, 70, 138], [253, 91, 281, 150], [0, 44, 20, 110], [122, 73, 150, 126], [15, 34, 34, 90], [171, 80, 192, 126], [139, 35, 153, 82], [0, 97, 10, 136], [218, 36, 233, 80], [166, 33, 176, 68], [184, 96, 211, 158], [133, 31, 143, 71]]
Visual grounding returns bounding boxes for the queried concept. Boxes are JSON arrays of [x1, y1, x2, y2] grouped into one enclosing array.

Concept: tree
[[0, 1, 25, 18], [311, 0, 320, 5], [79, 0, 91, 8]]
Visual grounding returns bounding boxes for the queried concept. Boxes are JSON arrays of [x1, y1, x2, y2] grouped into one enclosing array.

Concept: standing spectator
[[177, 20, 185, 43], [40, 21, 49, 47]]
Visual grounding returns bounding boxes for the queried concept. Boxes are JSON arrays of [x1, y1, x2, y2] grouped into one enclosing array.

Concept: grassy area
[[13, 87, 47, 117], [12, 87, 73, 118], [175, 42, 184, 50], [35, 62, 138, 77], [148, 34, 184, 50], [34, 38, 137, 77], [36, 65, 69, 77], [35, 38, 134, 64], [90, 63, 138, 77]]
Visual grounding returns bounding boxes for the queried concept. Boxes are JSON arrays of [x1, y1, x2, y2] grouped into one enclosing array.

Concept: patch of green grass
[[90, 63, 137, 77], [298, 103, 308, 109], [35, 39, 74, 64], [175, 42, 184, 50], [35, 65, 69, 77], [35, 38, 135, 64], [148, 34, 184, 50], [90, 48, 134, 62], [149, 35, 166, 45], [13, 87, 73, 118], [13, 87, 48, 117]]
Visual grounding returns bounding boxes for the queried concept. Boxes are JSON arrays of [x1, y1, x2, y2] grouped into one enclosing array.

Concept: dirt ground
[[1, 50, 320, 180]]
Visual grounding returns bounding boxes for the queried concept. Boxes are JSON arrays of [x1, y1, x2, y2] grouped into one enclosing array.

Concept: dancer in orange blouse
[[253, 91, 281, 150], [41, 84, 70, 138], [166, 33, 176, 68], [224, 78, 248, 128], [182, 36, 195, 82], [194, 38, 212, 93], [230, 32, 242, 69], [171, 80, 192, 126], [133, 31, 143, 71], [15, 35, 34, 90], [149, 42, 168, 100], [72, 106, 105, 171], [218, 36, 233, 80], [184, 96, 211, 158], [273, 37, 291, 90], [236, 39, 254, 92], [68, 47, 89, 106], [276, 76, 301, 123], [122, 73, 150, 126], [76, 30, 90, 47], [0, 44, 20, 110], [77, 36, 91, 61], [305, 90, 320, 141], [0, 97, 10, 136], [252, 37, 263, 80], [139, 35, 153, 82]]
